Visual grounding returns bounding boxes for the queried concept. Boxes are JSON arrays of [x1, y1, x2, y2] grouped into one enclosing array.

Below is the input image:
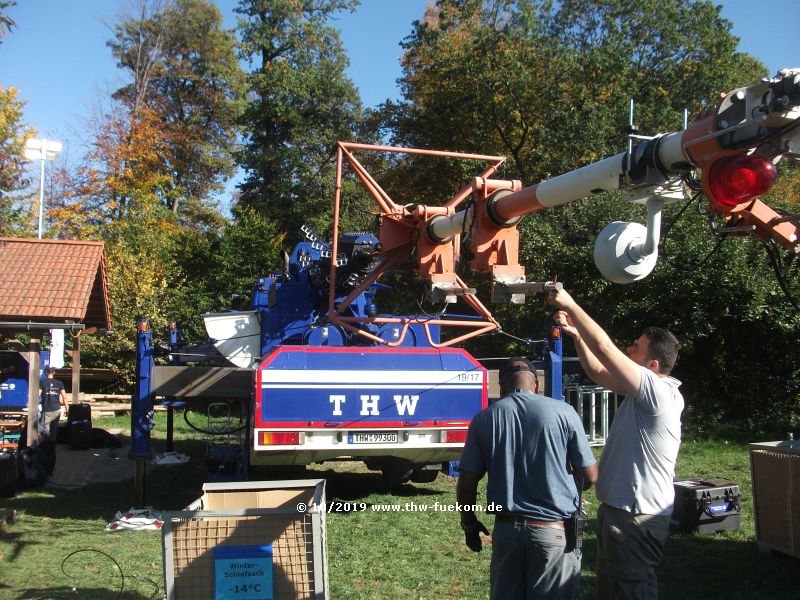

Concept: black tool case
[[671, 477, 741, 534]]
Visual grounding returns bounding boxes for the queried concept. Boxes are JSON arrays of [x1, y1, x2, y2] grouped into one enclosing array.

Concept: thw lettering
[[394, 394, 419, 416]]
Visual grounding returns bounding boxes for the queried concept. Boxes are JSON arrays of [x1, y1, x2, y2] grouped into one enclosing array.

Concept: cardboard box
[[162, 479, 328, 599]]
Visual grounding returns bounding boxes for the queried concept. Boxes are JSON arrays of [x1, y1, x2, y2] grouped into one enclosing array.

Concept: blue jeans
[[490, 520, 581, 600]]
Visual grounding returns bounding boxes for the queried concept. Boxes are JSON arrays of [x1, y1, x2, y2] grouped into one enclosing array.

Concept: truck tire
[[380, 458, 414, 486], [410, 466, 439, 484]]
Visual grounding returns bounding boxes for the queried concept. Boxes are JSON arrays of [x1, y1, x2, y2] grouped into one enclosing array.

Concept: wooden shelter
[[0, 238, 112, 444]]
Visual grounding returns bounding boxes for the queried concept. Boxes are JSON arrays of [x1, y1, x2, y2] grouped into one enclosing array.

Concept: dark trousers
[[490, 520, 581, 600], [596, 503, 670, 600]]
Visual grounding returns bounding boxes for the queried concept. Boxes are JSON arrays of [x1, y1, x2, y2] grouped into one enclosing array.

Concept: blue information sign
[[213, 545, 273, 600]]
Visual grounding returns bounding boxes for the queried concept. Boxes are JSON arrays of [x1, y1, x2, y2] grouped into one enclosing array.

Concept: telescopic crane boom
[[328, 69, 800, 345], [427, 68, 800, 284]]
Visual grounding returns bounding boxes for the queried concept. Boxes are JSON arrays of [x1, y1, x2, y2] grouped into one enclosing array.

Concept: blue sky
[[1, 0, 798, 176]]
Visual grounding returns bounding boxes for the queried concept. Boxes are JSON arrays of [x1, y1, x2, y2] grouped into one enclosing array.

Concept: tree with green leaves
[[0, 1, 15, 41], [385, 0, 800, 434], [235, 0, 363, 240], [391, 0, 764, 181], [109, 0, 245, 226], [79, 206, 285, 388]]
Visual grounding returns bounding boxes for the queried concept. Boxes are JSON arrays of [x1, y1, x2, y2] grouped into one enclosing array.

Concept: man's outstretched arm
[[555, 310, 621, 393], [549, 289, 641, 398]]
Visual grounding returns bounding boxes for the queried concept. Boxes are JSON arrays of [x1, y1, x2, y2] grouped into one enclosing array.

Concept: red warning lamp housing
[[705, 154, 778, 212], [259, 431, 300, 445], [442, 429, 469, 443]]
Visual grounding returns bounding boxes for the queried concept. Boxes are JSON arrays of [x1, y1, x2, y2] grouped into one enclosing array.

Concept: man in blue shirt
[[457, 357, 598, 599]]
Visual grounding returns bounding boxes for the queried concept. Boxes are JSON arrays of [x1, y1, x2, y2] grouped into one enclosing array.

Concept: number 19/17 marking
[[456, 372, 481, 382]]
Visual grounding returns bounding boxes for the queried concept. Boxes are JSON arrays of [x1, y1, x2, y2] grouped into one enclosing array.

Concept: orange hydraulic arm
[[328, 143, 517, 346]]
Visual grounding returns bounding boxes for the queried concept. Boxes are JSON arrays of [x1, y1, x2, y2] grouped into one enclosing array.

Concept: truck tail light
[[259, 431, 300, 445], [706, 154, 777, 211], [442, 429, 468, 443]]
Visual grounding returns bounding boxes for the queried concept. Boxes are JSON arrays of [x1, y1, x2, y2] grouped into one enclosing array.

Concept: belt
[[494, 513, 565, 530]]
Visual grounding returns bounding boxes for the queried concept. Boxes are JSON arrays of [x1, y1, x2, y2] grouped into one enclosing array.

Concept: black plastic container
[[67, 403, 92, 425], [67, 403, 92, 451], [0, 451, 18, 496], [68, 421, 92, 450], [671, 477, 741, 535]]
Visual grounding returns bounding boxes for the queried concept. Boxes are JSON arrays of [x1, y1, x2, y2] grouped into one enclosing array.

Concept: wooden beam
[[26, 338, 40, 446]]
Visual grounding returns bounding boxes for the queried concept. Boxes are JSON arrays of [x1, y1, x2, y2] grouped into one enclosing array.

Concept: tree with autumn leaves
[[109, 0, 245, 224], [53, 0, 243, 232], [44, 0, 266, 385], [0, 85, 35, 234]]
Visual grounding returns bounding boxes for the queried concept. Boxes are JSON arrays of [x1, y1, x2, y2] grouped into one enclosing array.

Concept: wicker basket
[[749, 441, 800, 558]]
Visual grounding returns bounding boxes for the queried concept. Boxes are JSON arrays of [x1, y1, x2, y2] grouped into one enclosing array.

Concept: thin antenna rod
[[627, 98, 635, 174]]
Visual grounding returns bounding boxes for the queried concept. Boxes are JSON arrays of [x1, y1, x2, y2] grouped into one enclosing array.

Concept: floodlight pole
[[24, 137, 62, 239], [37, 155, 45, 239]]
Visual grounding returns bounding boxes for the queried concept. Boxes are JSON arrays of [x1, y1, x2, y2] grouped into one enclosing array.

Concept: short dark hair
[[498, 357, 534, 380], [498, 357, 537, 396], [642, 327, 679, 375], [45, 367, 56, 375]]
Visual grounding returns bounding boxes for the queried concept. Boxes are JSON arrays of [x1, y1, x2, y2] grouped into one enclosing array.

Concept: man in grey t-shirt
[[548, 288, 683, 600], [457, 357, 598, 599]]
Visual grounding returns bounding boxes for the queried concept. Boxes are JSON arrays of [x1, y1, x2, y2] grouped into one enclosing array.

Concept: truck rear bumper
[[251, 428, 465, 466]]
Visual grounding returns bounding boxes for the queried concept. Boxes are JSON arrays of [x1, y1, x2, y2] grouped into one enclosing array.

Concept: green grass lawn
[[0, 415, 797, 599]]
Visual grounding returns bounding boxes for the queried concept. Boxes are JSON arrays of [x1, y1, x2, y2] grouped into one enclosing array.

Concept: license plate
[[348, 432, 399, 444]]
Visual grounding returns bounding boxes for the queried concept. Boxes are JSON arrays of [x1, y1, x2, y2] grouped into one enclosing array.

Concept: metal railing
[[564, 384, 621, 447]]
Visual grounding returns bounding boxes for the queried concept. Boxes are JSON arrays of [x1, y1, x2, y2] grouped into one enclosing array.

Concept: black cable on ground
[[29, 548, 164, 600], [30, 548, 126, 600]]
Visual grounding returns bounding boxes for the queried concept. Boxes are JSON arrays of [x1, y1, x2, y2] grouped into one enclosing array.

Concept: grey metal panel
[[151, 366, 254, 397], [312, 511, 326, 599], [201, 479, 326, 493], [749, 440, 800, 455], [309, 480, 328, 599], [488, 369, 499, 399], [162, 518, 176, 600]]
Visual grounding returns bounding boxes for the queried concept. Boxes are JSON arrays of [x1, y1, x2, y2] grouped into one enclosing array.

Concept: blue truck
[[132, 225, 562, 489]]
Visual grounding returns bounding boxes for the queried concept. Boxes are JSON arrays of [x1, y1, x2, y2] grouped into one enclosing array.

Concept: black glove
[[461, 519, 490, 552]]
